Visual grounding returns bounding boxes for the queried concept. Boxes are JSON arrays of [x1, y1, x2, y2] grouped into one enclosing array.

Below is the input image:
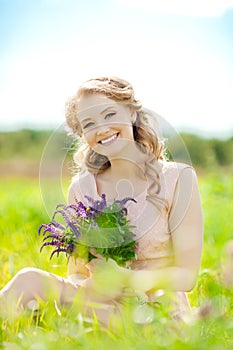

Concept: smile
[[99, 133, 119, 145]]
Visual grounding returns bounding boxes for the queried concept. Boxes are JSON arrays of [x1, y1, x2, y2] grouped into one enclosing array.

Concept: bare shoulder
[[175, 162, 198, 188], [67, 171, 88, 204], [160, 160, 198, 188], [169, 161, 202, 229], [68, 171, 96, 205], [171, 162, 199, 199], [67, 178, 79, 205], [161, 160, 196, 182], [161, 160, 193, 171]]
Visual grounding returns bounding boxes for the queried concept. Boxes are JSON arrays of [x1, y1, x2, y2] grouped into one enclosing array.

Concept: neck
[[108, 142, 147, 175], [97, 159, 147, 200], [108, 158, 145, 179], [95, 145, 152, 199]]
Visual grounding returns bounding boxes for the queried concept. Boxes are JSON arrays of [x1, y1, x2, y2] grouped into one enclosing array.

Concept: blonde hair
[[65, 76, 167, 207]]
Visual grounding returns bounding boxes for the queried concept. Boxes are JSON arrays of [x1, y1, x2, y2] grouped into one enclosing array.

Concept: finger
[[86, 258, 101, 270], [89, 248, 104, 259]]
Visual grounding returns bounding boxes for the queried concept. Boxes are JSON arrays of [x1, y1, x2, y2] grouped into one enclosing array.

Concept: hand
[[84, 257, 128, 302], [67, 256, 91, 288], [68, 256, 91, 278]]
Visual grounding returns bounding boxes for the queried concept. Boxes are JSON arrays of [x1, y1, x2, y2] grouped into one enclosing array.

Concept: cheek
[[122, 124, 134, 138], [84, 131, 96, 147]]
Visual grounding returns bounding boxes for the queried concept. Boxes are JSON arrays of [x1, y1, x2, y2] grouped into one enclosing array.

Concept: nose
[[96, 123, 110, 136]]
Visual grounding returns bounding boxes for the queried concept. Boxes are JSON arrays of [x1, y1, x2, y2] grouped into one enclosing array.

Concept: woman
[[0, 77, 203, 324]]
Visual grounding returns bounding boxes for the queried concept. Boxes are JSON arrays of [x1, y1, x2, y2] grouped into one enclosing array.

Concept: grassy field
[[0, 171, 233, 349]]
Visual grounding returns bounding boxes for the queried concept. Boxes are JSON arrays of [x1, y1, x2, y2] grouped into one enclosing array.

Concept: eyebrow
[[100, 106, 115, 115], [80, 117, 92, 124]]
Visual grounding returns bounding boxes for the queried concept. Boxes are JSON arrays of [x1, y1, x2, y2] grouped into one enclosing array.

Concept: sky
[[0, 0, 233, 138]]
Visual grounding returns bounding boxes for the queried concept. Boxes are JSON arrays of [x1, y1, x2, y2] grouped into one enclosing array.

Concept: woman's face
[[77, 94, 135, 158]]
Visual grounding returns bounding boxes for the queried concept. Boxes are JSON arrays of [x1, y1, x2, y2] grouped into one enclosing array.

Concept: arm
[[128, 167, 203, 292], [67, 181, 91, 284], [67, 180, 78, 206]]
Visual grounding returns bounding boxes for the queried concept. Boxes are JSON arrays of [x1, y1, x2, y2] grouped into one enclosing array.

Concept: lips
[[99, 133, 119, 145]]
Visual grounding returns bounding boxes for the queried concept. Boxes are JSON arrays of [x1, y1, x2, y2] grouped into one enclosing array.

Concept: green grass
[[0, 172, 233, 349]]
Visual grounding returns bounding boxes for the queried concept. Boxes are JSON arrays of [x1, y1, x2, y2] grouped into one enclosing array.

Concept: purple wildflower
[[76, 201, 90, 217], [50, 248, 68, 260], [84, 193, 107, 212], [115, 197, 137, 207], [38, 223, 56, 235], [38, 194, 137, 266]]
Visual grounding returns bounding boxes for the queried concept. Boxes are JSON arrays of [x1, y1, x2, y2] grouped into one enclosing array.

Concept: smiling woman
[[0, 76, 203, 326]]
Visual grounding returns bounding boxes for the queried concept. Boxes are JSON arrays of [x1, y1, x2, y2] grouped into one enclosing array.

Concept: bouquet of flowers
[[38, 194, 137, 267]]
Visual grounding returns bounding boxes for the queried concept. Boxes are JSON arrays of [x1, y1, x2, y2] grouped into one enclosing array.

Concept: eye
[[105, 112, 116, 119], [83, 121, 95, 129]]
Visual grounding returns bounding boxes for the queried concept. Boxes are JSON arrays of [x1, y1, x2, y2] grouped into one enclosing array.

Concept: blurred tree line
[[0, 129, 232, 170], [0, 129, 76, 161], [179, 133, 232, 168], [165, 132, 232, 169]]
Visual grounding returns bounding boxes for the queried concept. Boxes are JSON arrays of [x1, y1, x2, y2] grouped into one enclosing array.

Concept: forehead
[[77, 94, 118, 118]]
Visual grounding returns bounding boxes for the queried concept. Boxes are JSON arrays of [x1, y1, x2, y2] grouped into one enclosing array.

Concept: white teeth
[[100, 134, 117, 144]]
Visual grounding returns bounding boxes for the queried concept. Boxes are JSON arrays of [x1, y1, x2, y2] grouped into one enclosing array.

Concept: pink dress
[[68, 161, 193, 319]]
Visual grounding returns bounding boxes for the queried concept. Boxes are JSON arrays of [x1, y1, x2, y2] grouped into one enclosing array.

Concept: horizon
[[0, 121, 232, 141]]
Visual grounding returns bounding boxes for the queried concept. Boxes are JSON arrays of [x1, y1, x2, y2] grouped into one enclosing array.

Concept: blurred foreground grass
[[0, 172, 233, 349]]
